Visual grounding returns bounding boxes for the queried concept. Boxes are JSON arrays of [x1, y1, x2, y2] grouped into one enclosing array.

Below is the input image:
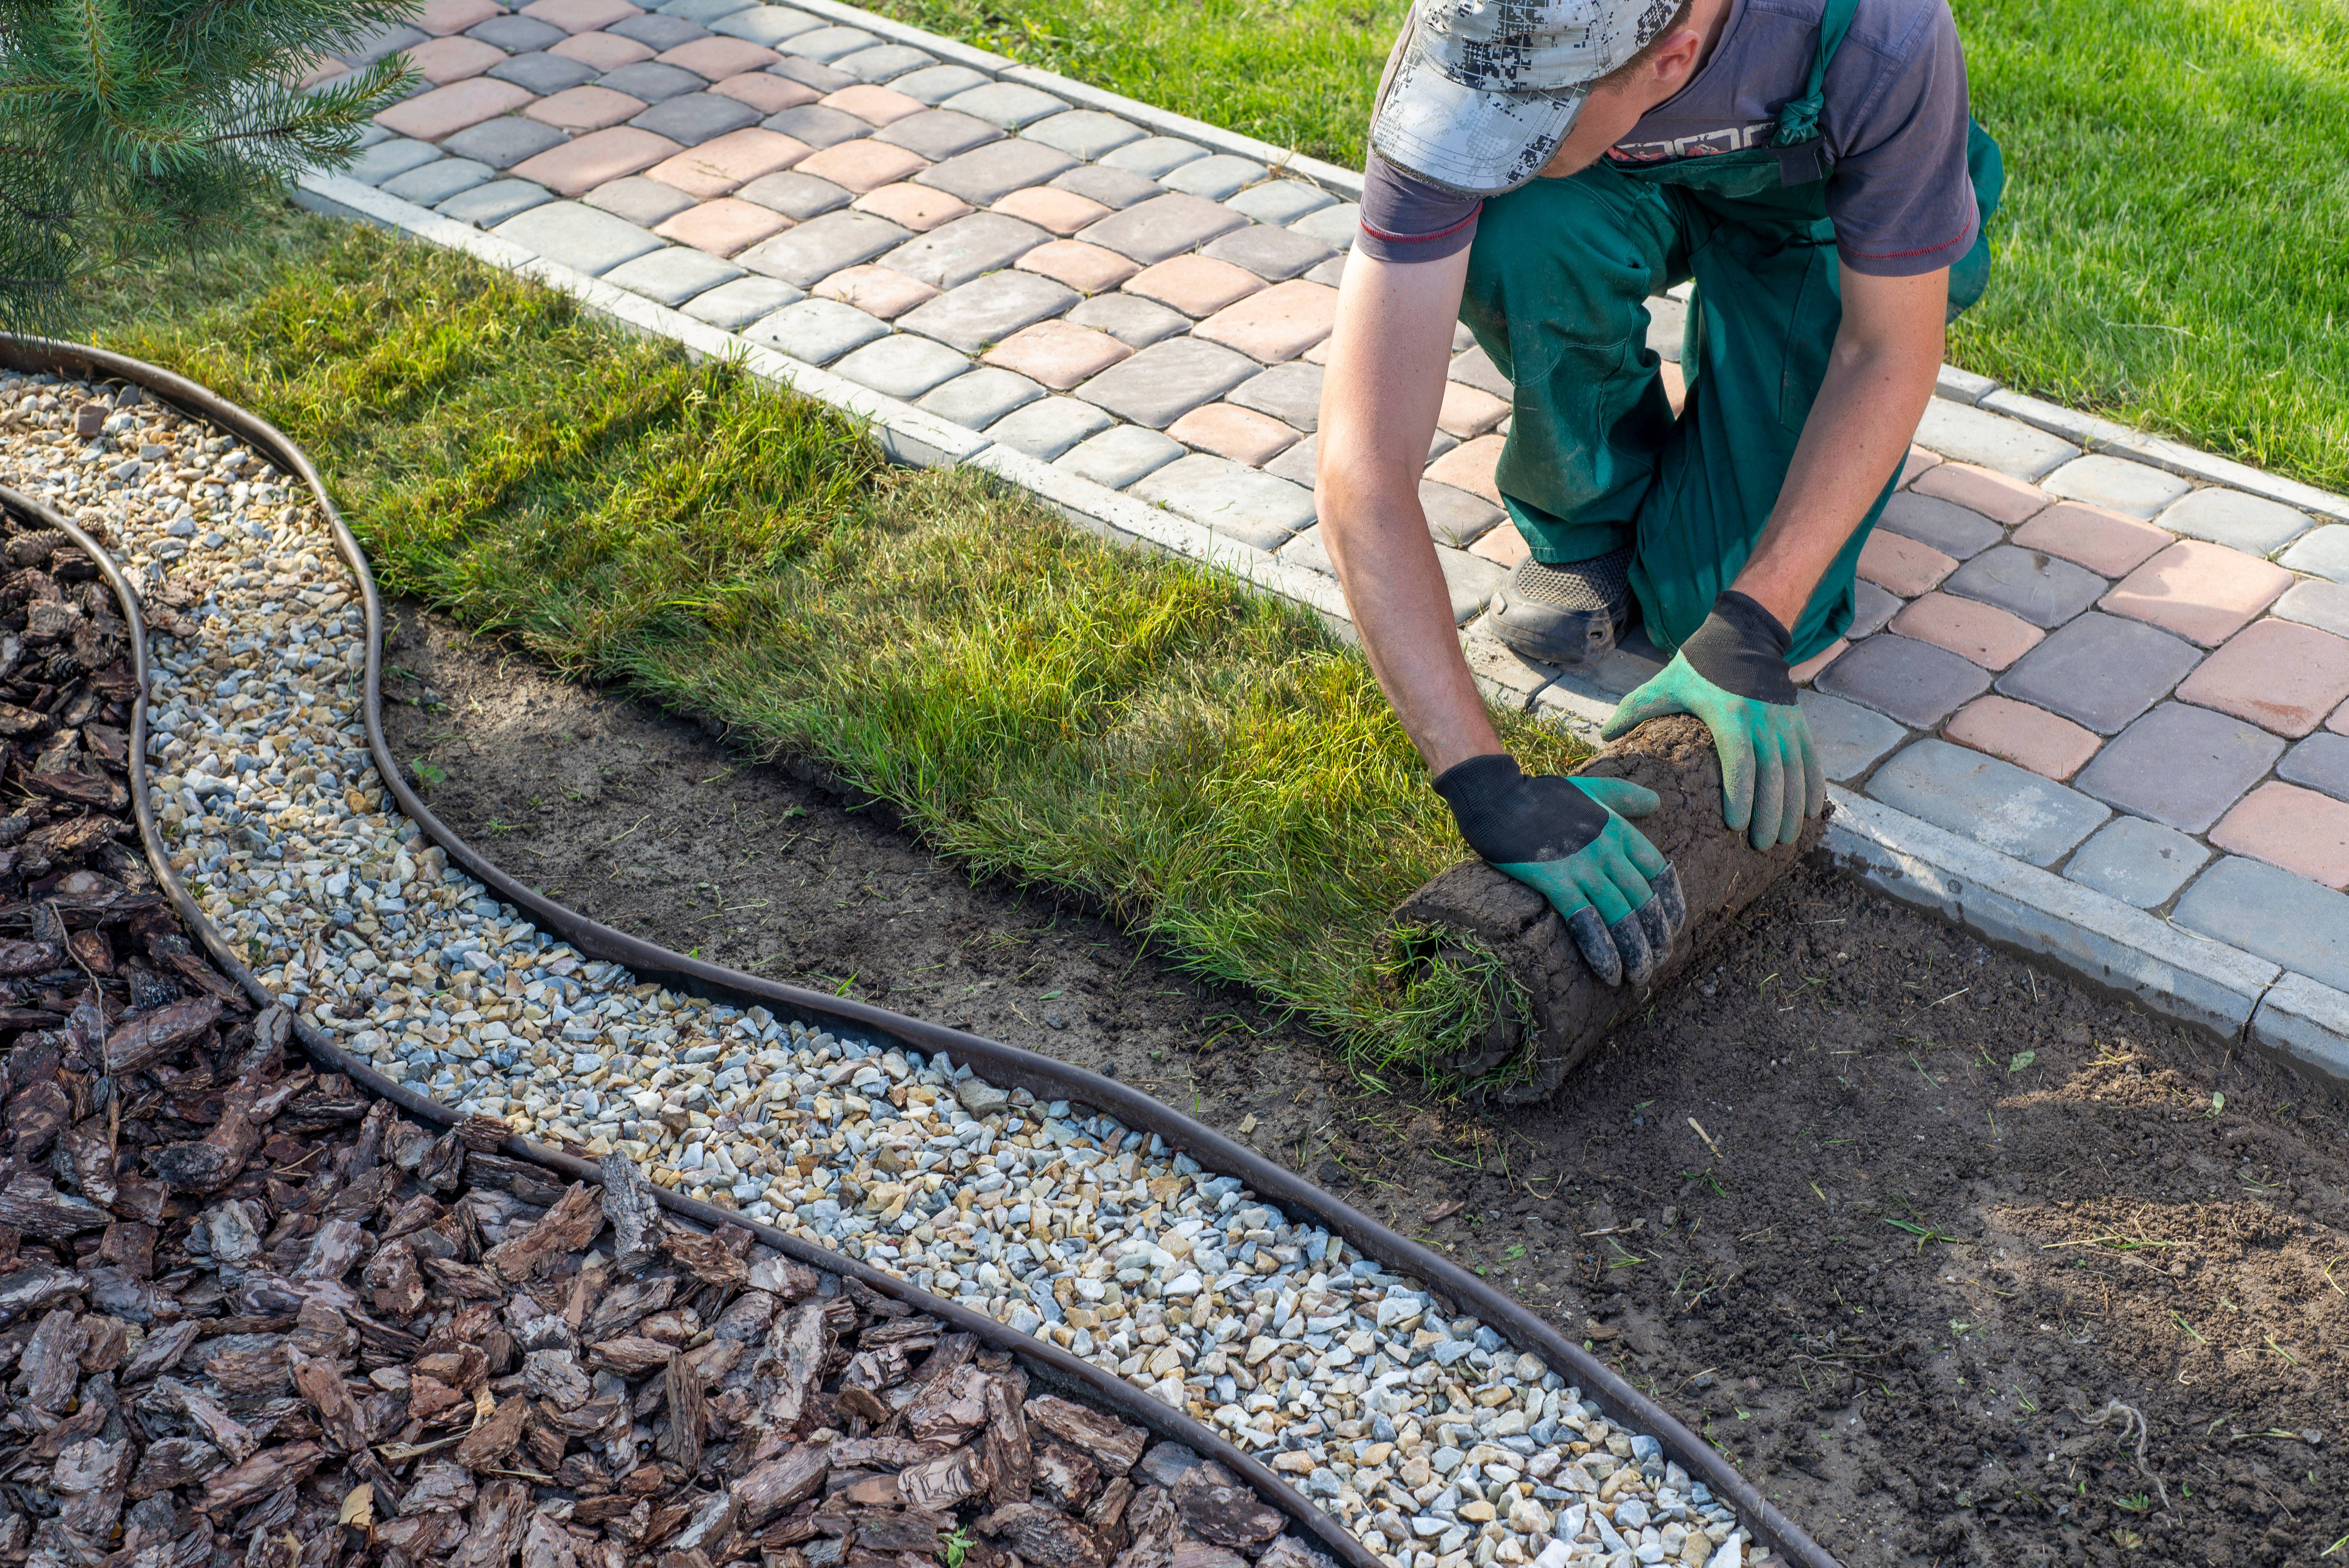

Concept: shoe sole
[[1489, 588, 1622, 666]]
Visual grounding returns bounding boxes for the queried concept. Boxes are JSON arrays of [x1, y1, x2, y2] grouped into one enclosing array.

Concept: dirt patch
[[383, 603, 2349, 1567]]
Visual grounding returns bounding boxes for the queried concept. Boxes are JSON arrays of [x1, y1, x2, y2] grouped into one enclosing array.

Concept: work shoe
[[1489, 547, 1633, 666]]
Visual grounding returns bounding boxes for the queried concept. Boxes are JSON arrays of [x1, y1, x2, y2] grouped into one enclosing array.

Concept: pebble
[[0, 372, 1768, 1568]]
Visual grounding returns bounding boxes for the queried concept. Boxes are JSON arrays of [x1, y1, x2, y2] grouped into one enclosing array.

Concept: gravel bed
[[0, 369, 1764, 1568]]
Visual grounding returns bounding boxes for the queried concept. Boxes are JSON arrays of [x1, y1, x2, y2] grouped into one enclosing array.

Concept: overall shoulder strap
[[1772, 0, 1862, 146]]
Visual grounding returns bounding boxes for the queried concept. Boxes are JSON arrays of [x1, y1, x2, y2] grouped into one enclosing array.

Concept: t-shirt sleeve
[[1824, 0, 1978, 277], [1358, 150, 1485, 263]]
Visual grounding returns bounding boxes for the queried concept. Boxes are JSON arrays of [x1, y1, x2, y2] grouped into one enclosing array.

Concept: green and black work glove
[[1603, 590, 1825, 851], [1433, 754, 1687, 989]]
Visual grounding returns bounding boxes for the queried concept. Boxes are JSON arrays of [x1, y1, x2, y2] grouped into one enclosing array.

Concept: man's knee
[[1463, 173, 1670, 351]]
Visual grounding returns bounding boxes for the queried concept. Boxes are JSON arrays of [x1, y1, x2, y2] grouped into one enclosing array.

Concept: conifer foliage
[[0, 0, 421, 330]]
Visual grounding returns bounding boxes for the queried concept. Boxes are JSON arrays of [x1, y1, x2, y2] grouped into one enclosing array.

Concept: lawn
[[877, 0, 2349, 495], [84, 211, 1581, 1088]]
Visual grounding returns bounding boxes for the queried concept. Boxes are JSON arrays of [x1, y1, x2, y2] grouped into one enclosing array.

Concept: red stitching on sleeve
[[1359, 208, 1483, 245]]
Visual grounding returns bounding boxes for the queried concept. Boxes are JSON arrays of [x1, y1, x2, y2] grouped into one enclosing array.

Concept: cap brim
[[1371, 40, 1587, 197]]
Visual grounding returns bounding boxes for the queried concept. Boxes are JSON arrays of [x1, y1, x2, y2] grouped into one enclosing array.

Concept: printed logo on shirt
[[1608, 119, 1776, 161]]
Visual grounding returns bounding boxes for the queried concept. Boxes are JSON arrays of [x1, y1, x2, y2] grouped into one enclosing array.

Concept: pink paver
[[519, 0, 643, 33], [1899, 444, 1941, 487], [821, 84, 926, 126], [525, 85, 648, 133], [1193, 279, 1338, 363], [2335, 700, 2349, 737], [2174, 618, 2349, 738], [647, 128, 810, 198], [1943, 695, 2102, 780], [658, 37, 783, 80], [511, 127, 683, 195], [993, 187, 1114, 238], [1437, 381, 1509, 440], [374, 77, 536, 139], [1426, 435, 1503, 506], [416, 0, 504, 32], [654, 197, 792, 256], [1857, 530, 1958, 598], [712, 72, 820, 114], [1890, 592, 2044, 670], [2209, 782, 2349, 891], [982, 320, 1132, 389], [812, 265, 938, 320], [1124, 255, 1260, 318], [1909, 461, 2049, 527], [795, 140, 930, 194], [402, 34, 509, 83], [1016, 240, 1137, 295], [2101, 539, 2292, 647], [852, 182, 971, 232], [2011, 501, 2171, 577], [549, 31, 653, 69], [1790, 639, 1846, 687], [1470, 525, 1529, 569], [1167, 403, 1299, 466]]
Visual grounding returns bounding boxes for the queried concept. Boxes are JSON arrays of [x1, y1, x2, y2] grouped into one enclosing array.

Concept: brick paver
[[879, 211, 1047, 288], [1800, 690, 1908, 783], [1066, 292, 1187, 347], [632, 92, 764, 146], [659, 36, 781, 78], [2158, 488, 2313, 555], [917, 366, 1041, 429], [652, 194, 788, 254], [2209, 783, 2349, 891], [992, 187, 1113, 237], [1124, 255, 1261, 317], [2072, 701, 2284, 832], [470, 15, 567, 51], [548, 29, 649, 69], [647, 127, 809, 196], [1878, 492, 2002, 559], [763, 104, 871, 149], [527, 83, 647, 130], [2101, 540, 2293, 647], [1078, 192, 1247, 264], [1052, 165, 1161, 210], [492, 199, 661, 273], [2173, 617, 2349, 737], [1850, 579, 1901, 638], [1201, 224, 1336, 283], [378, 76, 538, 139], [519, 0, 642, 34], [1942, 695, 2101, 780], [1436, 382, 1510, 440], [406, 35, 510, 82], [736, 169, 850, 219], [711, 71, 817, 113], [437, 178, 555, 225], [421, 0, 504, 32], [1192, 279, 1337, 362], [588, 173, 696, 225], [811, 264, 937, 320], [490, 52, 599, 94], [872, 107, 996, 157], [1943, 543, 2106, 628], [1163, 153, 1266, 201], [2281, 732, 2349, 802], [1015, 240, 1136, 295], [1425, 435, 1502, 506], [899, 271, 1078, 354], [2064, 817, 2210, 909], [511, 125, 681, 193], [853, 182, 971, 232], [830, 333, 970, 400], [1856, 530, 1957, 598], [796, 138, 929, 192], [2280, 524, 2349, 584], [610, 15, 704, 50], [1228, 362, 1322, 433], [943, 82, 1069, 130], [2174, 856, 2349, 992], [1811, 634, 1991, 728], [986, 397, 1114, 461], [679, 274, 802, 330], [602, 243, 740, 304], [736, 207, 909, 287], [1865, 738, 2107, 867], [742, 296, 889, 363], [2009, 502, 2170, 577], [1166, 403, 1299, 465], [1914, 398, 2078, 479], [597, 61, 704, 102], [1891, 592, 2044, 670], [1075, 336, 1258, 428], [1907, 461, 2048, 526], [1789, 639, 1847, 688], [1131, 454, 1314, 549], [1995, 612, 2200, 734], [980, 319, 1130, 389], [2042, 454, 2192, 519], [1057, 423, 1185, 488], [915, 141, 1076, 206]]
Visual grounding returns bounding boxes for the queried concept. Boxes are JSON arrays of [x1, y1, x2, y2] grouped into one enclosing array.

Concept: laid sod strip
[[87, 212, 1587, 1086], [877, 0, 2349, 494]]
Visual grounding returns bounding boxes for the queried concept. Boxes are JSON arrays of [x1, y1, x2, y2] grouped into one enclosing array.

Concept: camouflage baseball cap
[[1370, 0, 1679, 196]]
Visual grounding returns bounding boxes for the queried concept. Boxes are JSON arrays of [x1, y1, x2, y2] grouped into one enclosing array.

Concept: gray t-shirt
[[1360, 0, 1978, 277]]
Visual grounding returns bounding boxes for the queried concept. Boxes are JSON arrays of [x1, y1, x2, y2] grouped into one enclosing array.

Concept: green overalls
[[1460, 0, 2004, 663]]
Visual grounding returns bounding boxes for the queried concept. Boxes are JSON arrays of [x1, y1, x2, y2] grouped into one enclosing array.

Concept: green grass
[[85, 210, 1584, 1089], [873, 0, 2349, 494]]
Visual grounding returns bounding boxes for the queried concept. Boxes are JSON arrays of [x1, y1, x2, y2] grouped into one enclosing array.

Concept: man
[[1318, 0, 1998, 986]]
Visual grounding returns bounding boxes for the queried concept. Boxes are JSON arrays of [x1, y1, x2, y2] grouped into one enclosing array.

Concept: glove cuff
[[1430, 753, 1523, 824], [1680, 590, 1797, 705]]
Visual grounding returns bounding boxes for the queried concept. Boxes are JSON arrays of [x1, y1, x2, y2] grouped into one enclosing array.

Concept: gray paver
[[1849, 578, 1902, 638], [680, 273, 805, 328], [437, 178, 555, 226], [2274, 577, 2349, 641], [830, 333, 970, 399], [762, 103, 872, 148], [440, 116, 568, 170], [740, 297, 889, 363], [1226, 179, 1337, 225], [1050, 165, 1162, 210], [1289, 202, 1359, 250], [770, 54, 856, 92], [492, 201, 663, 274], [601, 244, 745, 305], [2064, 816, 2212, 909], [915, 140, 1077, 206], [488, 51, 601, 95], [1055, 423, 1184, 488], [1066, 293, 1189, 347], [736, 208, 909, 287], [1943, 542, 2107, 628], [1162, 153, 1267, 201], [349, 137, 443, 186], [1995, 612, 2201, 734], [878, 211, 1050, 289], [611, 14, 709, 48], [1420, 480, 1502, 547], [381, 157, 493, 207], [1202, 223, 1336, 282], [2042, 454, 2193, 519], [1276, 526, 1335, 579], [710, 2, 822, 41], [1074, 335, 1260, 428], [736, 169, 850, 218], [336, 20, 427, 66], [1645, 294, 1686, 360], [1449, 344, 1508, 399], [784, 25, 881, 62], [2157, 488, 2313, 554], [1264, 433, 1315, 488], [1436, 545, 1508, 623], [658, 0, 756, 21], [941, 82, 1069, 130], [1303, 253, 1346, 288], [1798, 690, 1909, 784], [1098, 136, 1208, 178], [2279, 732, 2349, 804], [1021, 110, 1147, 161], [1878, 493, 2003, 560], [834, 45, 936, 82], [1228, 362, 1322, 432], [2279, 524, 2349, 584], [983, 396, 1114, 461], [875, 109, 1000, 160], [468, 15, 567, 50], [597, 61, 706, 102], [889, 65, 992, 105], [898, 271, 1079, 353], [2072, 701, 2284, 832], [2173, 856, 2349, 992], [1077, 192, 1248, 265], [1866, 738, 2108, 867], [1914, 398, 2080, 479], [916, 366, 1043, 430], [585, 174, 699, 227], [1811, 633, 1992, 728], [633, 91, 762, 144], [1129, 453, 1314, 549]]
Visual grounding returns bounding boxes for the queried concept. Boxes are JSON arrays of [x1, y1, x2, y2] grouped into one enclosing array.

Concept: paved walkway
[[308, 0, 2349, 1077]]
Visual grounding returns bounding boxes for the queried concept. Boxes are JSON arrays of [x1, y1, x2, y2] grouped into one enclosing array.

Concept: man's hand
[[1433, 754, 1688, 987], [1603, 592, 1823, 850]]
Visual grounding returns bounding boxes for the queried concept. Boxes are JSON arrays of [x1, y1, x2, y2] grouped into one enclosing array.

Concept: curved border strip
[[0, 335, 1836, 1568]]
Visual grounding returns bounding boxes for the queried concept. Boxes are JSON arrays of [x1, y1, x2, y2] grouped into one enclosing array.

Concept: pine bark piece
[[1170, 1467, 1284, 1551], [0, 1170, 109, 1238], [662, 1226, 749, 1289], [977, 1503, 1110, 1568], [737, 1445, 831, 1528], [898, 1446, 984, 1512], [454, 1394, 528, 1471], [103, 996, 221, 1074], [485, 1181, 604, 1281], [659, 1351, 704, 1475], [1035, 1440, 1102, 1511], [21, 1304, 87, 1409], [984, 1376, 1033, 1507], [456, 1480, 534, 1568], [0, 1260, 86, 1322], [761, 1302, 829, 1434], [127, 1436, 225, 1499], [599, 1153, 665, 1272], [1023, 1396, 1148, 1475], [1391, 714, 1823, 1099], [196, 1440, 325, 1515], [522, 1512, 582, 1568]]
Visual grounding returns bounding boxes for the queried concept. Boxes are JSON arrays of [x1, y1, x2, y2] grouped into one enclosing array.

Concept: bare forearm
[[1325, 488, 1504, 772]]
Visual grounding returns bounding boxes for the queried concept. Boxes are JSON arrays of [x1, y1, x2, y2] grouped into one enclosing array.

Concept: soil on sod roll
[[385, 603, 2349, 1568]]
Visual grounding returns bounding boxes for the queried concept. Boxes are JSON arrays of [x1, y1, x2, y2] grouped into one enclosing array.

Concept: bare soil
[[382, 603, 2349, 1568]]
